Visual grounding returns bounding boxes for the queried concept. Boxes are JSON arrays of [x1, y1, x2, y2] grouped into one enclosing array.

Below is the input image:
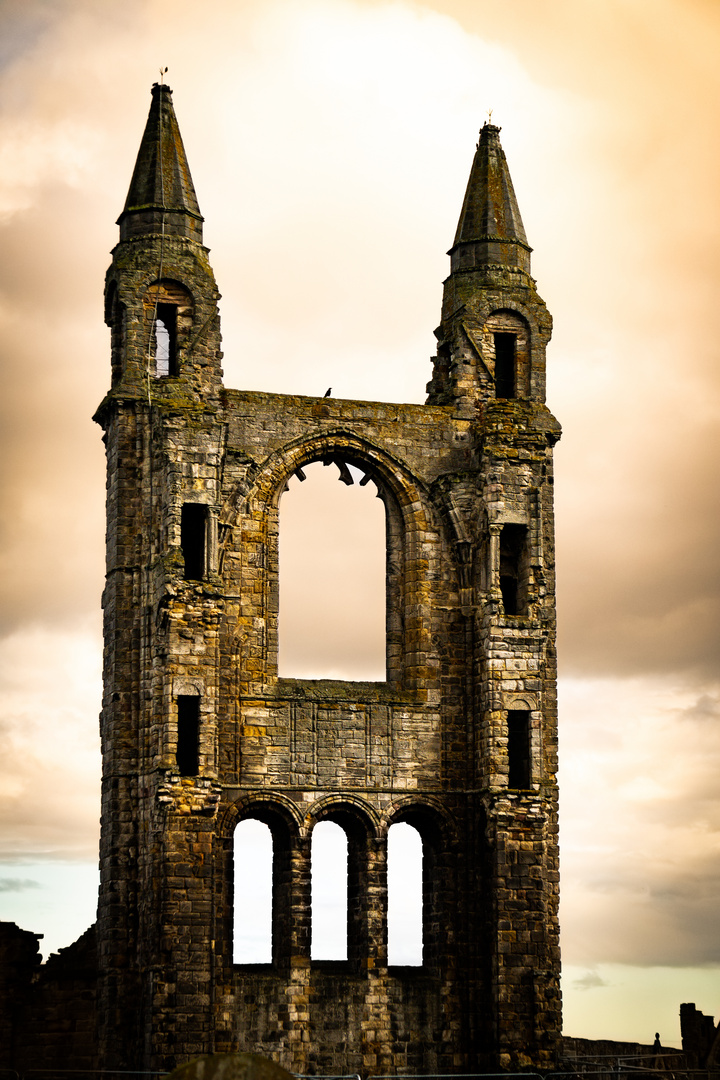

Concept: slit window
[[233, 819, 273, 963], [153, 303, 177, 377], [388, 822, 423, 966], [494, 332, 516, 399], [110, 297, 126, 387], [181, 504, 208, 580], [499, 523, 528, 616], [311, 820, 348, 960], [507, 710, 531, 789], [176, 695, 200, 776]]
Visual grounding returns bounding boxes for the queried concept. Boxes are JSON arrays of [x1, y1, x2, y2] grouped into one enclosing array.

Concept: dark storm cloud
[[573, 971, 609, 991], [0, 877, 40, 893]]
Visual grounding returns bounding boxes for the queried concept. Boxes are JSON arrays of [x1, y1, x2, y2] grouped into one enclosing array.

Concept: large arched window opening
[[233, 818, 273, 964], [311, 819, 348, 960], [279, 459, 385, 681], [387, 821, 423, 966]]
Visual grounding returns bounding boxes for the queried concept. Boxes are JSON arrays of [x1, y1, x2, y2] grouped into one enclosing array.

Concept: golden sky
[[0, 0, 719, 1044]]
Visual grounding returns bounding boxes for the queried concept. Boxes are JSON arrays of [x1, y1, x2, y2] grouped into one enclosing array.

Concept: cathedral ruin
[[2, 83, 563, 1073]]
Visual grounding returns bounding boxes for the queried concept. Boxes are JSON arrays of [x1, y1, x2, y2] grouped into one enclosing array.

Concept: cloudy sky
[[0, 0, 719, 1047]]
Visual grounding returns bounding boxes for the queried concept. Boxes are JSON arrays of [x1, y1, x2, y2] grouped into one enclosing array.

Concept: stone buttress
[[95, 87, 562, 1073]]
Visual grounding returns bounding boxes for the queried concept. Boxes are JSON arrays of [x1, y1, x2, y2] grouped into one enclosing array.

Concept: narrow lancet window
[[109, 293, 126, 387], [181, 504, 207, 580], [176, 695, 200, 776], [388, 822, 423, 966], [499, 523, 528, 616], [233, 819, 273, 964], [311, 820, 348, 960], [494, 332, 516, 399], [507, 710, 531, 789], [153, 303, 177, 377]]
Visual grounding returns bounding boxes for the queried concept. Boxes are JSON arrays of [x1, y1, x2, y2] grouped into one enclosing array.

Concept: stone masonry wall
[[0, 922, 98, 1071], [95, 375, 560, 1072], [93, 101, 562, 1073], [0, 97, 562, 1076]]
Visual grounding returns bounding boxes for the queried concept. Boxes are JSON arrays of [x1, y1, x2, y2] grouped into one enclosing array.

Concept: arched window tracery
[[278, 458, 386, 682]]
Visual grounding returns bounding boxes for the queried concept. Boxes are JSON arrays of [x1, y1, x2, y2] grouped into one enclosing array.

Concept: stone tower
[[95, 84, 562, 1073]]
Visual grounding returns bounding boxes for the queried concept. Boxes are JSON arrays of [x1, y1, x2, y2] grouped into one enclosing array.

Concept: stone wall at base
[[681, 1003, 720, 1068], [0, 922, 98, 1071], [562, 1035, 681, 1058]]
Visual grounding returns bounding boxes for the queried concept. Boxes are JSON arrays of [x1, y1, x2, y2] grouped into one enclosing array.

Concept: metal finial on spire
[[487, 108, 493, 124], [159, 66, 168, 85]]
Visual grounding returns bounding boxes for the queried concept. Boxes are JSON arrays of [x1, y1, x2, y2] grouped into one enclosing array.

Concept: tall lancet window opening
[[499, 523, 529, 616], [233, 819, 273, 964], [279, 459, 386, 680], [176, 695, 200, 776], [494, 332, 516, 399], [181, 504, 208, 580], [387, 822, 423, 966], [483, 310, 530, 400], [311, 820, 348, 960], [507, 710, 532, 790], [153, 303, 178, 377], [144, 280, 193, 379]]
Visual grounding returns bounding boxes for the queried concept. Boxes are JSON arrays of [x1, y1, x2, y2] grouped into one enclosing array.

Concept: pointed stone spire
[[448, 123, 531, 275], [427, 122, 553, 410], [117, 83, 204, 243]]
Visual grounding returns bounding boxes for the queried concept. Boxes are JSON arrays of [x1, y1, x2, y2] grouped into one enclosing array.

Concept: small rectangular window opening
[[494, 332, 516, 399], [176, 695, 200, 776], [181, 504, 207, 580], [154, 303, 177, 378], [507, 710, 531, 789], [499, 523, 528, 616]]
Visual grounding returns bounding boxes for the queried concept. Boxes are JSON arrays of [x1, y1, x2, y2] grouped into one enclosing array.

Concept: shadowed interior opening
[[181, 503, 207, 580], [507, 710, 532, 789], [176, 695, 199, 776], [494, 332, 516, 399]]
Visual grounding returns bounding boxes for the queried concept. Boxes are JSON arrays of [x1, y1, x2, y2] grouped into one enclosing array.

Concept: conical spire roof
[[449, 123, 531, 275], [117, 83, 203, 243]]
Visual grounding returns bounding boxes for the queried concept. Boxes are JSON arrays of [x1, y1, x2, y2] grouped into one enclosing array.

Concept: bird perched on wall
[[324, 388, 332, 397]]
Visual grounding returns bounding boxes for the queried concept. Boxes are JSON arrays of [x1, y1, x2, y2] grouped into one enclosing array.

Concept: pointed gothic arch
[[307, 796, 382, 969], [219, 795, 303, 971], [220, 431, 439, 692]]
